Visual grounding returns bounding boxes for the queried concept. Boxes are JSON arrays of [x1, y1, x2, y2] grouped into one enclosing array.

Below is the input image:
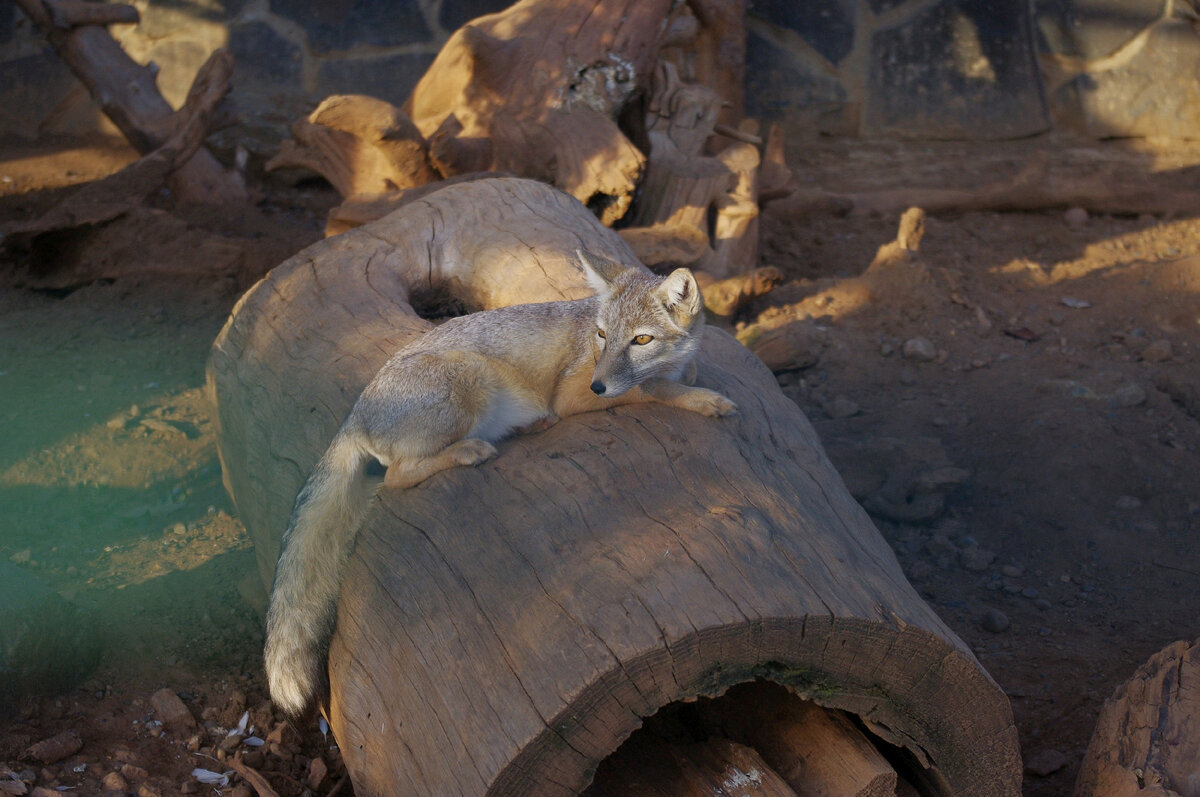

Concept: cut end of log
[[588, 682, 913, 797]]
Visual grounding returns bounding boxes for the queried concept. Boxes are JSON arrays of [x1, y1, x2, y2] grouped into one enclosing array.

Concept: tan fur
[[264, 251, 736, 717]]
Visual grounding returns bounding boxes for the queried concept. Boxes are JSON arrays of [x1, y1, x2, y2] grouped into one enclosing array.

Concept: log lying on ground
[[208, 177, 1020, 796], [1074, 637, 1200, 797], [11, 0, 245, 205]]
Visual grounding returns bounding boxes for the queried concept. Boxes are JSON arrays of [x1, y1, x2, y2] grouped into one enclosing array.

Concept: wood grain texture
[[1074, 637, 1199, 797], [207, 177, 1020, 796]]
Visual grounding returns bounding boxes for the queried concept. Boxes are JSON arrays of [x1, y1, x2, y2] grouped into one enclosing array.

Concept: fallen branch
[[11, 0, 244, 204], [47, 0, 139, 28], [228, 753, 281, 797], [2, 49, 236, 243]]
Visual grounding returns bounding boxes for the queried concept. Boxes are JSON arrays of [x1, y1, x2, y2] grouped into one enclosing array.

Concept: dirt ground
[[1, 132, 1198, 796]]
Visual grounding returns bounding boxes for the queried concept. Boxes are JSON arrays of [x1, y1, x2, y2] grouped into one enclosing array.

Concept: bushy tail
[[264, 428, 378, 718]]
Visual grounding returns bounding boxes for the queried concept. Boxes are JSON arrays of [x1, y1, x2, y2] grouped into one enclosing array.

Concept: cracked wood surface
[[207, 177, 1020, 796]]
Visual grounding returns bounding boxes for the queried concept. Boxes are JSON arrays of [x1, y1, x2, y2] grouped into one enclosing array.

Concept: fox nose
[[590, 380, 606, 396]]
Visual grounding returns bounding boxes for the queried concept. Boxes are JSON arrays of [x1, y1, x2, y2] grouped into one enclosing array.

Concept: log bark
[[208, 177, 1020, 796], [1074, 637, 1200, 797], [10, 0, 244, 205]]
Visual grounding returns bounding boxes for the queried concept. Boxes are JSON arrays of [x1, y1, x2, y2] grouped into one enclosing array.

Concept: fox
[[263, 249, 737, 718]]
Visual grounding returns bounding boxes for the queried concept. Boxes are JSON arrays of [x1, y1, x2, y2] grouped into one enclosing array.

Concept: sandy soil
[[1, 132, 1198, 796]]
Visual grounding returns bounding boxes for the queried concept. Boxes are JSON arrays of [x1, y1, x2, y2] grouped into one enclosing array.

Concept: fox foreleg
[[640, 378, 737, 417]]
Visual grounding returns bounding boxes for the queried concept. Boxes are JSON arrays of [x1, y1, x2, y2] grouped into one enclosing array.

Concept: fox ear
[[656, 268, 701, 319], [577, 249, 626, 295]]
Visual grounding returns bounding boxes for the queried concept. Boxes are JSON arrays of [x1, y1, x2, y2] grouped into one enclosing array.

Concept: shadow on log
[[207, 177, 1020, 795]]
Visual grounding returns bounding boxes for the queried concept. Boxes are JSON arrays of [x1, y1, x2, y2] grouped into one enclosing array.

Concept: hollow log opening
[[586, 681, 943, 796]]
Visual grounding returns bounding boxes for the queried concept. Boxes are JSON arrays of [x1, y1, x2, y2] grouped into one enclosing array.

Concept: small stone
[[1109, 382, 1146, 408], [1115, 495, 1142, 509], [981, 609, 1010, 633], [307, 756, 329, 791], [902, 337, 937, 362], [120, 764, 148, 781], [824, 396, 860, 419], [101, 772, 128, 791], [180, 780, 201, 794], [1064, 207, 1088, 228], [150, 688, 196, 732], [1001, 565, 1023, 578], [1025, 748, 1067, 776], [907, 560, 934, 580], [1021, 587, 1040, 599], [960, 546, 995, 572], [137, 785, 162, 797], [1140, 339, 1172, 363]]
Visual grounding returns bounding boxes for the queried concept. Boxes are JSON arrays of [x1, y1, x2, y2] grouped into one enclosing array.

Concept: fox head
[[577, 250, 705, 397]]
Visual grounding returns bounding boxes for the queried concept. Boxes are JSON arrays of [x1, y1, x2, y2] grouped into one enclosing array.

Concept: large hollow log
[[207, 177, 1020, 795]]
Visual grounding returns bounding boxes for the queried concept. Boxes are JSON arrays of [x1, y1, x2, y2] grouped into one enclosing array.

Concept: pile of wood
[[266, 0, 790, 295]]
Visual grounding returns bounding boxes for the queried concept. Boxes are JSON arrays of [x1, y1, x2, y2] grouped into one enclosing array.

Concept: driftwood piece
[[3, 50, 234, 243], [589, 733, 799, 796], [658, 0, 747, 129], [10, 0, 244, 205], [404, 0, 671, 225], [626, 62, 760, 278], [1074, 637, 1200, 797], [208, 177, 1020, 796], [265, 95, 439, 198], [704, 684, 899, 797]]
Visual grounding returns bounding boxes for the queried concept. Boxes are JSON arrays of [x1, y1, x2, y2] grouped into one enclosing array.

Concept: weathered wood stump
[[207, 177, 1020, 795], [1074, 637, 1200, 797]]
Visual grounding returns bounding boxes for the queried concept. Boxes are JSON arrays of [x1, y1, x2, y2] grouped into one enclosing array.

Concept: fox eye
[[597, 328, 606, 339], [632, 334, 654, 345]]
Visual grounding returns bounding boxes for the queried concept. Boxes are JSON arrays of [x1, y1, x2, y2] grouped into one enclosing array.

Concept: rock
[[925, 534, 958, 560], [960, 546, 995, 572], [1115, 495, 1142, 510], [307, 756, 329, 790], [981, 609, 1010, 633], [823, 395, 860, 419], [121, 764, 149, 781], [902, 336, 937, 362], [1064, 207, 1088, 228], [100, 772, 128, 791], [1140, 339, 1172, 363], [23, 731, 83, 765], [1001, 565, 1023, 578], [0, 562, 101, 710], [1024, 748, 1067, 776], [150, 688, 196, 732], [744, 321, 824, 372]]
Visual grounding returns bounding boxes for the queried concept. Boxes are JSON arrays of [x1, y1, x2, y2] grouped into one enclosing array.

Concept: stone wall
[[0, 0, 1197, 154]]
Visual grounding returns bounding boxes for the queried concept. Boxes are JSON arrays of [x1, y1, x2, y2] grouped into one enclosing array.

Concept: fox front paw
[[451, 438, 498, 466], [683, 388, 738, 418]]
